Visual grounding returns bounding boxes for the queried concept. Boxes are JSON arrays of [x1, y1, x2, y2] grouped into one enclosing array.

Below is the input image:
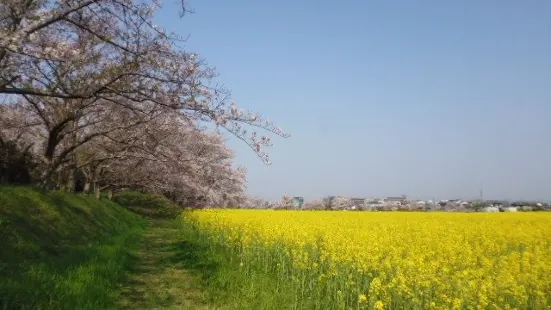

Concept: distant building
[[385, 195, 407, 206], [487, 200, 507, 207], [350, 198, 367, 208], [366, 199, 384, 209], [512, 201, 534, 207]]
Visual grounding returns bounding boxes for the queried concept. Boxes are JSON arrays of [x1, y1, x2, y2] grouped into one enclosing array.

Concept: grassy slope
[[112, 191, 180, 219], [0, 186, 146, 309], [0, 187, 272, 310]]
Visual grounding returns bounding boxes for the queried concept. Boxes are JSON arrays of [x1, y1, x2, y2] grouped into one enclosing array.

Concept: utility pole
[[479, 188, 484, 201]]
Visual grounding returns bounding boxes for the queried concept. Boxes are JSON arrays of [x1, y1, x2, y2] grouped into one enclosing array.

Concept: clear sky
[[156, 0, 551, 202]]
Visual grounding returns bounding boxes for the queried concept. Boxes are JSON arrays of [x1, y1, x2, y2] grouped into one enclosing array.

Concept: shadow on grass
[[0, 186, 146, 309]]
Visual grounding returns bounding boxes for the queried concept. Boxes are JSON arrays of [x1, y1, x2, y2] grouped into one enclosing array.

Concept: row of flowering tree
[[0, 0, 288, 207]]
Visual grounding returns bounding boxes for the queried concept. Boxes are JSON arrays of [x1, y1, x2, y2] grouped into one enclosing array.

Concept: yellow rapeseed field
[[183, 210, 551, 309]]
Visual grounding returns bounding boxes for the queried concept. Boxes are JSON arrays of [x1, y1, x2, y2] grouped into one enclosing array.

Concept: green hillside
[[0, 186, 146, 309]]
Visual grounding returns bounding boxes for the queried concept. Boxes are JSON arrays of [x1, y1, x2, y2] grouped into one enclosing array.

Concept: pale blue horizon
[[157, 0, 551, 202]]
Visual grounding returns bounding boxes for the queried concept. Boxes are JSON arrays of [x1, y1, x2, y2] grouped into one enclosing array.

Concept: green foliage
[[0, 186, 146, 309], [112, 190, 181, 219]]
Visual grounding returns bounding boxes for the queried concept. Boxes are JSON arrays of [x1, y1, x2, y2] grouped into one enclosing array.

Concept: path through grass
[[117, 220, 215, 310]]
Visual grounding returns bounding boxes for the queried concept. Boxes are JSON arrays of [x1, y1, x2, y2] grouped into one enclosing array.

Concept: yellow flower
[[374, 300, 384, 310], [183, 210, 551, 309], [359, 294, 367, 303]]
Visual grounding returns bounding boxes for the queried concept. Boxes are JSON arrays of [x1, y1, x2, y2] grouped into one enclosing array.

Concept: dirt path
[[117, 220, 214, 310]]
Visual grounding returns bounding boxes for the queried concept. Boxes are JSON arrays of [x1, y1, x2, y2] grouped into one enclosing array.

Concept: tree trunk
[[66, 167, 75, 192], [56, 170, 64, 190], [83, 182, 90, 193], [94, 184, 101, 199], [66, 119, 78, 192], [40, 117, 77, 190], [39, 159, 55, 190]]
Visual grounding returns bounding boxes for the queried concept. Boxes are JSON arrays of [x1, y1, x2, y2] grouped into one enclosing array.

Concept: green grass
[[171, 216, 305, 310], [117, 220, 213, 310], [0, 186, 147, 309], [1, 186, 300, 309]]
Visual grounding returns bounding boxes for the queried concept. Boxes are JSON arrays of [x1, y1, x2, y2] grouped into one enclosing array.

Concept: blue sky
[[157, 0, 551, 201]]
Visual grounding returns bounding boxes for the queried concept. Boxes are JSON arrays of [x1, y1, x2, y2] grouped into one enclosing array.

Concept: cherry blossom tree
[[0, 0, 290, 207], [1, 101, 249, 206], [303, 199, 325, 210], [328, 196, 351, 210], [240, 196, 271, 209], [0, 0, 289, 166], [71, 107, 248, 205], [273, 195, 294, 210]]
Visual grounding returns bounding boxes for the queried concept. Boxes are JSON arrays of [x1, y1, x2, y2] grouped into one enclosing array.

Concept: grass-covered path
[[1, 186, 285, 309], [117, 220, 215, 310]]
